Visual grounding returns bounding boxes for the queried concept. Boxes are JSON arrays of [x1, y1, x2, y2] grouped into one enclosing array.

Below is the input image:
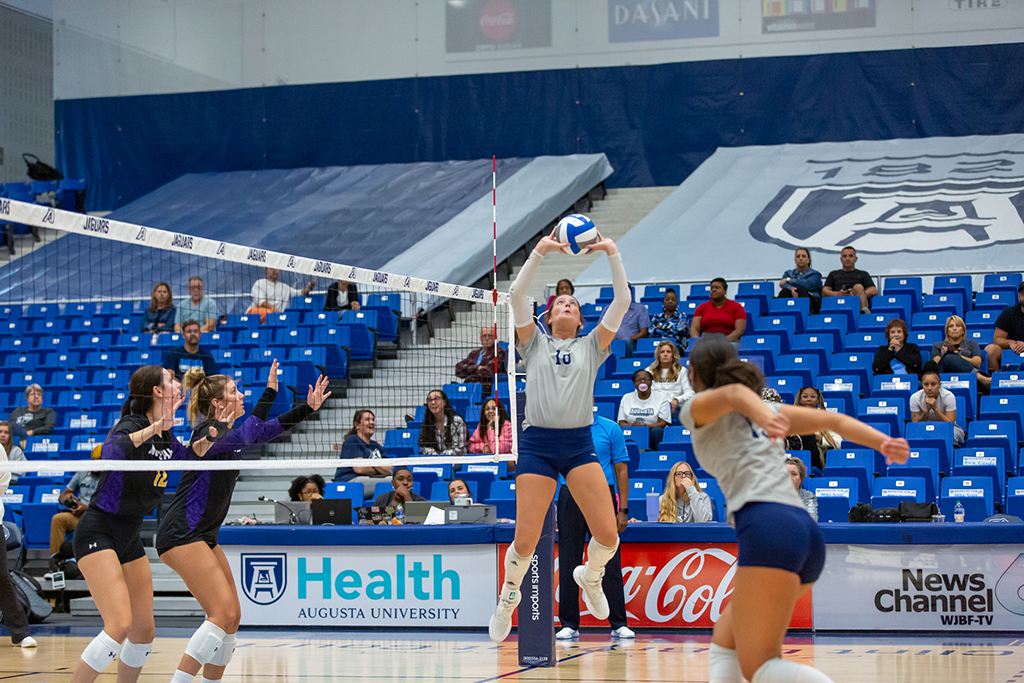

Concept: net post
[[517, 502, 556, 667]]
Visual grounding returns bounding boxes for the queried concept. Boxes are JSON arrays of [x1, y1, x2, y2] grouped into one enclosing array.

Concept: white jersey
[[678, 399, 805, 527], [517, 327, 611, 429]]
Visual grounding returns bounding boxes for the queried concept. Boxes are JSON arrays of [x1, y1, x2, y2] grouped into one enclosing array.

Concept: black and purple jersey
[[91, 413, 188, 518]]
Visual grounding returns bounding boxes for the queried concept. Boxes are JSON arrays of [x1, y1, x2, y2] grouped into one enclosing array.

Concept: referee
[[556, 414, 633, 639]]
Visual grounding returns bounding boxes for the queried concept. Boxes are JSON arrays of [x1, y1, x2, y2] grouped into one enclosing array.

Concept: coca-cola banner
[[501, 543, 813, 629], [814, 544, 1024, 631], [446, 0, 552, 54]]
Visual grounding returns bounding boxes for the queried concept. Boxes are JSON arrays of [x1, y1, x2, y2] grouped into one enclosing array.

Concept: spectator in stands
[[325, 279, 360, 312], [288, 474, 326, 502], [785, 457, 818, 522], [911, 362, 965, 447], [789, 387, 841, 471], [822, 246, 877, 313], [546, 278, 574, 310], [657, 461, 713, 523], [985, 282, 1024, 374], [333, 409, 391, 498], [872, 318, 923, 377], [617, 369, 671, 450], [448, 478, 472, 504], [778, 247, 823, 314], [647, 341, 694, 413], [649, 288, 689, 353], [50, 447, 101, 572], [141, 281, 176, 334], [0, 422, 26, 484], [373, 467, 427, 507], [454, 326, 507, 396], [162, 319, 218, 378], [468, 398, 513, 454], [250, 267, 315, 314], [174, 276, 217, 333], [599, 286, 649, 355], [932, 314, 991, 391], [419, 390, 468, 457], [689, 278, 747, 344], [9, 384, 56, 446]]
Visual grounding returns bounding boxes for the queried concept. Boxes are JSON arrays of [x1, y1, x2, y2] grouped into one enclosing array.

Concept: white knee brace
[[210, 632, 236, 667], [184, 620, 226, 666], [81, 630, 122, 673], [118, 639, 152, 668]]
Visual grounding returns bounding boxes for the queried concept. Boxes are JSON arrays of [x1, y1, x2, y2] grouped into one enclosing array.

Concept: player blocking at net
[[489, 224, 630, 642], [158, 360, 330, 683]]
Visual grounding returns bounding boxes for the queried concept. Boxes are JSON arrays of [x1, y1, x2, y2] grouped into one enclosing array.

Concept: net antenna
[[493, 157, 518, 462]]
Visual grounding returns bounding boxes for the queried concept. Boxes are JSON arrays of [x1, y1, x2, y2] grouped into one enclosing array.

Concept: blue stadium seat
[[907, 422, 955, 475], [806, 477, 859, 523], [973, 291, 1015, 312], [932, 275, 973, 312], [39, 336, 70, 354], [595, 380, 630, 416], [829, 352, 873, 389], [858, 311, 900, 334], [383, 429, 418, 456], [198, 331, 231, 348], [87, 368, 131, 390], [111, 332, 153, 353], [22, 502, 61, 549], [123, 349, 158, 369], [24, 436, 66, 458], [735, 297, 763, 320], [635, 451, 675, 480], [870, 294, 912, 324], [1007, 477, 1024, 518], [844, 331, 886, 352], [263, 311, 302, 330], [485, 480, 517, 519], [966, 420, 1017, 467], [952, 448, 1006, 502], [939, 372, 977, 420], [79, 351, 118, 371], [96, 390, 129, 410], [26, 318, 66, 338], [774, 354, 819, 388], [858, 396, 906, 438], [750, 315, 797, 350], [911, 311, 946, 333], [763, 375, 801, 405], [67, 317, 102, 338], [54, 390, 95, 411], [339, 313, 375, 361], [736, 282, 773, 310], [871, 476, 926, 508], [939, 476, 994, 521], [872, 374, 917, 406], [817, 374, 862, 415], [611, 357, 650, 381], [70, 434, 104, 455], [965, 327, 993, 347], [232, 329, 275, 352], [220, 314, 261, 336], [737, 335, 781, 375], [21, 303, 58, 320], [983, 272, 1022, 294], [621, 426, 650, 451], [820, 297, 861, 330], [768, 297, 810, 331], [992, 370, 1024, 394], [429, 480, 478, 503], [152, 333, 183, 350], [687, 283, 711, 301], [323, 482, 363, 520], [882, 277, 922, 312], [921, 293, 962, 319], [822, 449, 875, 502], [805, 313, 848, 350], [789, 333, 834, 370], [888, 448, 940, 500], [979, 395, 1024, 436]]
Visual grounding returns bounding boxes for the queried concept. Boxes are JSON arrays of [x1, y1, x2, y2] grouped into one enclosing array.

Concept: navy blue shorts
[[734, 502, 826, 584], [515, 426, 599, 480]]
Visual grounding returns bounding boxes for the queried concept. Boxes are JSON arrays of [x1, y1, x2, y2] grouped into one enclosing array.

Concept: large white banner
[[225, 545, 497, 628], [814, 544, 1024, 631]]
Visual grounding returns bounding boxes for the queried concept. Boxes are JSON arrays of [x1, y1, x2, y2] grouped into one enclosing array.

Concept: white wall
[[54, 0, 1024, 101]]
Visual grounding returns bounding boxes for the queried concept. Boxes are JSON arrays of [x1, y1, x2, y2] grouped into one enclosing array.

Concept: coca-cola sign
[[501, 543, 813, 628], [446, 0, 552, 54], [479, 0, 517, 42]]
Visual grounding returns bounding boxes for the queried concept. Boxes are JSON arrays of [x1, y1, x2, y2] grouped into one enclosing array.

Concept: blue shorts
[[515, 426, 599, 480], [734, 502, 826, 584]]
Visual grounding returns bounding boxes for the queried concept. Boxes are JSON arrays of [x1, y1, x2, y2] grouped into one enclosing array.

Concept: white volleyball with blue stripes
[[554, 214, 599, 255]]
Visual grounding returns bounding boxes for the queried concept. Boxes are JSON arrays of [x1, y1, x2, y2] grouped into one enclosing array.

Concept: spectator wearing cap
[[985, 282, 1024, 373], [822, 246, 877, 314], [174, 276, 218, 333], [599, 286, 649, 355], [8, 384, 56, 447]]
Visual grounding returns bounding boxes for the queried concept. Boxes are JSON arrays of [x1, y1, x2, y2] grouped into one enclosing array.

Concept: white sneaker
[[488, 588, 522, 642], [555, 627, 579, 640], [17, 637, 37, 649], [610, 626, 635, 638], [573, 565, 609, 620]]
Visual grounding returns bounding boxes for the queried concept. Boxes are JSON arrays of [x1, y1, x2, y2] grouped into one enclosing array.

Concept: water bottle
[[395, 504, 405, 525], [953, 500, 965, 523]]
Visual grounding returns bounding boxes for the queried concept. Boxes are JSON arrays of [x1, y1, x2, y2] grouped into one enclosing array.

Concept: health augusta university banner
[[814, 545, 1024, 630]]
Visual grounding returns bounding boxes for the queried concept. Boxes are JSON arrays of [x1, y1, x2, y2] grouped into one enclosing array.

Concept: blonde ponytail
[[181, 367, 230, 426]]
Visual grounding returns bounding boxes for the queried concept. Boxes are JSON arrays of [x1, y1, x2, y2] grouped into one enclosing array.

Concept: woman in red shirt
[[690, 278, 747, 343]]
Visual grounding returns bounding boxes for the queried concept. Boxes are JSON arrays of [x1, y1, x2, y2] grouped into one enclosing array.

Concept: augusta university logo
[[242, 553, 287, 605], [749, 152, 1024, 253]]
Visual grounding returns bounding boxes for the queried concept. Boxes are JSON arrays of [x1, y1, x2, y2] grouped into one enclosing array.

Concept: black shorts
[[73, 507, 146, 564], [734, 502, 826, 585], [155, 514, 219, 556]]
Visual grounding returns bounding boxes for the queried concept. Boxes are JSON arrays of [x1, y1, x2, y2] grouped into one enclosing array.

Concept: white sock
[[201, 678, 221, 683], [709, 643, 744, 683], [170, 670, 195, 683], [583, 537, 618, 582], [752, 657, 834, 683], [502, 544, 531, 593]]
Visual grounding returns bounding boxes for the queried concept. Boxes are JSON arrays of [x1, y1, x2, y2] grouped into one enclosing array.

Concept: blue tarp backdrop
[[55, 43, 1024, 211]]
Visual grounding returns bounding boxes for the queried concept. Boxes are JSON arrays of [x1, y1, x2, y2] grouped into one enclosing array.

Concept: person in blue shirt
[[599, 286, 649, 355], [162, 320, 218, 378], [777, 248, 822, 314], [556, 415, 633, 640], [333, 409, 391, 498]]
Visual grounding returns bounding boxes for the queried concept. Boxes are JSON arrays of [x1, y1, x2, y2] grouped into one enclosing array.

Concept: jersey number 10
[[553, 351, 572, 366]]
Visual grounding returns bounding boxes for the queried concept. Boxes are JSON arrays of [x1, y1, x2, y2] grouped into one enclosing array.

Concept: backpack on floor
[[0, 572, 32, 627], [11, 570, 51, 623]]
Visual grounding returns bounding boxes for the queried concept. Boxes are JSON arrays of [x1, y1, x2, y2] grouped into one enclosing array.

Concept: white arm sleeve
[[599, 252, 630, 333], [510, 249, 543, 328]]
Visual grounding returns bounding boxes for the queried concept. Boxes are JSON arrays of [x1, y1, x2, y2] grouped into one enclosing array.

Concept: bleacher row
[[0, 179, 87, 250]]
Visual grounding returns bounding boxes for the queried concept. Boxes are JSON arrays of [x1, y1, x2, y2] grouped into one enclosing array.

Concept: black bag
[[0, 572, 32, 627], [871, 507, 901, 523], [11, 571, 51, 623], [898, 501, 938, 522], [848, 502, 874, 523], [22, 153, 64, 182]]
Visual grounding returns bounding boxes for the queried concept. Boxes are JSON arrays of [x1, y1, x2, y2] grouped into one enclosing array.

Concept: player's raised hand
[[583, 231, 618, 256], [307, 374, 332, 410], [535, 227, 570, 256], [880, 436, 910, 465], [266, 358, 279, 392]]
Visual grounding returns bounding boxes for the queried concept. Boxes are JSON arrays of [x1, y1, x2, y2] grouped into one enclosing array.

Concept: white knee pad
[[210, 632, 236, 667], [118, 639, 152, 669], [583, 537, 619, 581], [752, 657, 835, 683], [184, 620, 227, 666], [708, 643, 743, 683], [81, 630, 123, 673]]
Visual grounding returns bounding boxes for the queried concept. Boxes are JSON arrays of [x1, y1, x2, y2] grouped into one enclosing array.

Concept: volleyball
[[554, 214, 599, 255]]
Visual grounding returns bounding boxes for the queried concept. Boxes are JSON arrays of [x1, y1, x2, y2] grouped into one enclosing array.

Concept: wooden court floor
[[2, 628, 1022, 682]]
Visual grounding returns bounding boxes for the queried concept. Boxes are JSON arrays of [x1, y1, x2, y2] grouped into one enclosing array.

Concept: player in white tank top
[[488, 225, 633, 642], [683, 335, 909, 683]]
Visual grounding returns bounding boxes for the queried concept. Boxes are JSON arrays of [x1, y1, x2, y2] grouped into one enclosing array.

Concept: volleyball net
[[0, 198, 520, 484]]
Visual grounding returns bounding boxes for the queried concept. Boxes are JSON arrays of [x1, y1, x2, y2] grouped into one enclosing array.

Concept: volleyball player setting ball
[[489, 218, 630, 642], [681, 335, 909, 683]]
